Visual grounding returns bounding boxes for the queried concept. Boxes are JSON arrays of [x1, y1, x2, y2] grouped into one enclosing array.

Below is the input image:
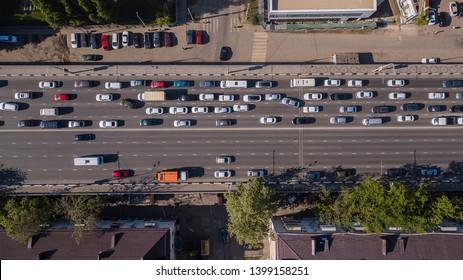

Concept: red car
[[150, 81, 165, 88], [164, 32, 171, 47], [54, 93, 70, 101], [101, 35, 110, 51], [113, 170, 133, 178], [195, 30, 203, 44]]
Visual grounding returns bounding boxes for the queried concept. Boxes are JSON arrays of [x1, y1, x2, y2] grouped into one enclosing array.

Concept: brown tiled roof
[[277, 233, 463, 260], [0, 228, 171, 260]]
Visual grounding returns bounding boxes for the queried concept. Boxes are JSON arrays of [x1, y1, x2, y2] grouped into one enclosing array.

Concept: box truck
[[138, 90, 166, 101], [156, 170, 189, 182]]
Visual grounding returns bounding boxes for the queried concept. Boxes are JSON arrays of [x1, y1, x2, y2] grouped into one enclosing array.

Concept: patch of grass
[[414, 11, 428, 25], [115, 0, 175, 25], [243, 0, 260, 26]]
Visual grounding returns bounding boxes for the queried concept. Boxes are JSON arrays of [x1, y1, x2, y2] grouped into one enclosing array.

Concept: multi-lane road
[[0, 76, 462, 184]]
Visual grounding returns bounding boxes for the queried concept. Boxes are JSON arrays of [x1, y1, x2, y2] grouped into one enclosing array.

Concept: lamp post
[[136, 11, 146, 27]]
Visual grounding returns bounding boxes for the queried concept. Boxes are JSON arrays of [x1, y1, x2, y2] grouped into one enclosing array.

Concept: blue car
[[173, 80, 192, 87], [421, 169, 438, 176], [221, 228, 229, 244]]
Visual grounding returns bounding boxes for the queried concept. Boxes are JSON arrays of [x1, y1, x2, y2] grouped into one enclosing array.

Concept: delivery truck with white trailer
[[137, 90, 166, 101]]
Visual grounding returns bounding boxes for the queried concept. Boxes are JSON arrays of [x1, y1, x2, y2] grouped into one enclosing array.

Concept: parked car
[[132, 33, 141, 48], [74, 133, 95, 141], [153, 32, 161, 48], [218, 94, 235, 101], [150, 81, 165, 88], [68, 120, 85, 128], [70, 33, 79, 48], [81, 54, 98, 61], [329, 116, 347, 124], [122, 31, 130, 47], [247, 169, 266, 177], [80, 33, 88, 47], [99, 120, 118, 128], [243, 94, 262, 102], [450, 105, 463, 112], [0, 35, 18, 43], [421, 58, 439, 64], [169, 107, 188, 114], [401, 103, 420, 111], [442, 80, 463, 88], [101, 35, 110, 51], [397, 115, 416, 122], [14, 92, 32, 99], [305, 171, 321, 180], [0, 102, 20, 111], [428, 92, 447, 99], [90, 33, 99, 49], [372, 106, 392, 113], [329, 93, 350, 101], [233, 104, 250, 112], [388, 92, 407, 100], [386, 168, 406, 177], [112, 33, 120, 49], [173, 80, 192, 87], [347, 80, 364, 87], [304, 93, 323, 101], [219, 46, 231, 61], [178, 95, 192, 102], [195, 30, 203, 44], [130, 80, 146, 87], [215, 119, 232, 126], [186, 30, 194, 44], [139, 118, 161, 126], [214, 170, 232, 178], [449, 1, 458, 16], [173, 119, 191, 127], [113, 170, 133, 178], [428, 9, 436, 25], [17, 120, 36, 127], [144, 32, 152, 49], [427, 105, 446, 112], [421, 168, 438, 176], [214, 106, 232, 114], [96, 93, 113, 102], [456, 93, 463, 99], [281, 97, 300, 108], [292, 117, 312, 125], [192, 106, 210, 113], [265, 93, 282, 100], [164, 32, 171, 47], [339, 105, 357, 113]]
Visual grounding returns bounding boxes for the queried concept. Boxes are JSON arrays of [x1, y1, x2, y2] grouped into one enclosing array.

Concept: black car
[[178, 94, 192, 102], [329, 93, 350, 101], [401, 103, 420, 111], [139, 118, 161, 126], [443, 79, 463, 88], [220, 46, 231, 61], [439, 12, 446, 27], [386, 168, 406, 177], [372, 106, 392, 113], [336, 168, 356, 178], [216, 119, 232, 126], [132, 33, 141, 48], [292, 117, 312, 125], [74, 133, 95, 141], [90, 33, 99, 49], [144, 32, 152, 49], [17, 119, 36, 127], [427, 105, 446, 112], [450, 105, 463, 112]]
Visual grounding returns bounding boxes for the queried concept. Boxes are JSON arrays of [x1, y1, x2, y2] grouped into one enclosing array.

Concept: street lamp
[[136, 11, 146, 27]]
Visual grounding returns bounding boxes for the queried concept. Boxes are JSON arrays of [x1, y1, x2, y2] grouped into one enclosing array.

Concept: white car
[[169, 106, 188, 114], [388, 92, 407, 100], [281, 97, 300, 108], [173, 119, 191, 127], [243, 94, 262, 102], [96, 94, 113, 102], [303, 93, 323, 101], [347, 80, 364, 87], [70, 33, 79, 48], [260, 116, 277, 124], [397, 115, 416, 122], [214, 106, 232, 114], [233, 104, 250, 112], [68, 120, 85, 128], [122, 31, 129, 47], [192, 106, 210, 113], [449, 1, 458, 16], [303, 106, 320, 113], [145, 107, 164, 114], [428, 92, 447, 99], [324, 79, 341, 86], [457, 93, 463, 100], [457, 117, 463, 125], [339, 105, 357, 113], [112, 33, 120, 49], [0, 102, 19, 111], [39, 81, 57, 89], [14, 92, 32, 99], [214, 170, 232, 178], [355, 91, 374, 99], [428, 9, 436, 25], [265, 93, 282, 101], [218, 94, 235, 101], [421, 58, 439, 64], [130, 80, 145, 87], [99, 120, 118, 128], [330, 116, 347, 124], [387, 79, 405, 87]]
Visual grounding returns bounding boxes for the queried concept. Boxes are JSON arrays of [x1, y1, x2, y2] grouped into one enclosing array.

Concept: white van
[[199, 93, 215, 101], [220, 80, 247, 89], [73, 156, 104, 166], [105, 82, 122, 89], [40, 108, 59, 116], [362, 118, 383, 126], [303, 106, 320, 113]]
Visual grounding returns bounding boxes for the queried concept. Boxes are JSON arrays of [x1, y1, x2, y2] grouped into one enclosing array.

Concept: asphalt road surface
[[0, 76, 462, 184]]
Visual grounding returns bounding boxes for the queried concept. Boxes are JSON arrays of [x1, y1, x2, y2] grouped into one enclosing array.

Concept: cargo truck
[[156, 170, 189, 182], [290, 78, 316, 87], [137, 90, 166, 101]]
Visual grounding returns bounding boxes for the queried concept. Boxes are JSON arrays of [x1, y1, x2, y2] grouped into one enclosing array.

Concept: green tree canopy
[[0, 197, 52, 244], [316, 178, 463, 233], [55, 195, 107, 244], [225, 178, 277, 247]]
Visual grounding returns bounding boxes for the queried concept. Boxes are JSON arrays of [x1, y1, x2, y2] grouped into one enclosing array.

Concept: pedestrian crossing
[[200, 18, 242, 33], [251, 32, 268, 63]]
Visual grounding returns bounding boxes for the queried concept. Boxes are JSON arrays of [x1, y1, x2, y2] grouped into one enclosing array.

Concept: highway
[[0, 76, 462, 184]]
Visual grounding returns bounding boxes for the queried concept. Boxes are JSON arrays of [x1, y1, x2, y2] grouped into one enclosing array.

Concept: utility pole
[[136, 11, 146, 27]]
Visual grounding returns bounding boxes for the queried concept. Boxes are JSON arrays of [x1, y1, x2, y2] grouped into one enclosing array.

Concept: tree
[[0, 197, 51, 245], [316, 178, 463, 233], [225, 178, 277, 247], [55, 195, 106, 244], [154, 12, 171, 27]]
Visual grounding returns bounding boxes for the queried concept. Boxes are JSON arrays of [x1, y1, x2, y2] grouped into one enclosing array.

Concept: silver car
[[146, 107, 164, 114], [339, 105, 357, 113], [265, 93, 282, 101], [96, 93, 113, 102], [397, 115, 416, 122], [324, 79, 341, 86], [169, 106, 188, 114], [387, 79, 406, 87], [255, 81, 274, 88], [192, 106, 210, 113], [330, 116, 347, 124], [38, 81, 57, 89], [281, 97, 300, 108], [218, 94, 235, 101], [173, 119, 191, 127], [214, 170, 232, 178], [0, 102, 19, 111], [214, 106, 232, 114], [99, 120, 118, 128], [388, 92, 407, 100], [355, 91, 374, 99], [260, 116, 277, 124], [303, 93, 323, 101]]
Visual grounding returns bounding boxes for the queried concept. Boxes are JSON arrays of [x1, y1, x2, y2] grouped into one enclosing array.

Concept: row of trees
[[225, 178, 463, 247], [29, 0, 171, 28], [0, 195, 106, 244]]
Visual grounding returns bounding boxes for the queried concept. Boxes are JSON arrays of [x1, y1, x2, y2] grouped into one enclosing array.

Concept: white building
[[267, 0, 378, 22]]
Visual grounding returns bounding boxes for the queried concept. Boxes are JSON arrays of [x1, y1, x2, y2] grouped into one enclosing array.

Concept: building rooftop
[[272, 0, 377, 11]]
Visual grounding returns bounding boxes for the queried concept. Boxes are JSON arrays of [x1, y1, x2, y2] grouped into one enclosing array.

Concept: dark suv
[[386, 168, 406, 177], [144, 32, 152, 49], [132, 33, 141, 48], [443, 79, 463, 88], [401, 103, 420, 111]]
